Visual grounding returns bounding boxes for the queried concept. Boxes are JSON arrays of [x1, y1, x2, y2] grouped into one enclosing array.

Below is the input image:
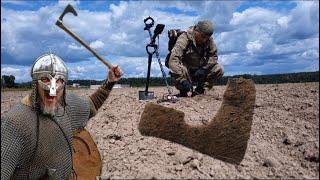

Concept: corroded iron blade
[[138, 78, 256, 165]]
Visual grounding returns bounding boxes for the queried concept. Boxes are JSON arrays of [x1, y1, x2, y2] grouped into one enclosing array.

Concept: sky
[[1, 0, 319, 83]]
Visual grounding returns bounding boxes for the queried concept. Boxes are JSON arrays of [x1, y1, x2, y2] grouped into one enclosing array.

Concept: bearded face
[[37, 77, 64, 116], [195, 30, 210, 46]]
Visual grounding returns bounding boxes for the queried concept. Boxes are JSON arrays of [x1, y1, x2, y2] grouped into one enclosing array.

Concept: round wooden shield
[[72, 129, 102, 180]]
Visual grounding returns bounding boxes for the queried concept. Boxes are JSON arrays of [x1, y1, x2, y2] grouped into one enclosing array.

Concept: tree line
[[1, 71, 319, 89]]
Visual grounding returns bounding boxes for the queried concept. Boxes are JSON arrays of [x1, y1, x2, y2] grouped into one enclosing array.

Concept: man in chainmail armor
[[1, 53, 123, 179]]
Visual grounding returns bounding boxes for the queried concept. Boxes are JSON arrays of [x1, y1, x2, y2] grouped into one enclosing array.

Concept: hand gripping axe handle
[[56, 4, 115, 70]]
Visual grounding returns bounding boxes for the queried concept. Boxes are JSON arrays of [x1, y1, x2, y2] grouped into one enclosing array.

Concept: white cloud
[[274, 1, 318, 43], [277, 16, 290, 28], [57, 0, 80, 8], [246, 40, 262, 54], [230, 7, 280, 27], [218, 53, 242, 66], [110, 1, 128, 18], [73, 66, 86, 73], [1, 67, 21, 74], [301, 49, 319, 60], [273, 37, 318, 56], [90, 40, 104, 49], [109, 33, 129, 44], [68, 43, 83, 50]]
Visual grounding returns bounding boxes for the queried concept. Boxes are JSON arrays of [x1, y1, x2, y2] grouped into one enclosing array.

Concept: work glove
[[182, 80, 193, 92], [213, 64, 224, 79], [108, 65, 123, 83], [194, 67, 207, 80]]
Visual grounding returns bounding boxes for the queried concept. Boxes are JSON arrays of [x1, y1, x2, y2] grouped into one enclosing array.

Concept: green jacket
[[168, 26, 218, 83]]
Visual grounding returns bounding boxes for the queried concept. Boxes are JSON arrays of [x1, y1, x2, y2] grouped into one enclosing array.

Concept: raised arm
[[168, 33, 190, 83], [88, 66, 123, 118]]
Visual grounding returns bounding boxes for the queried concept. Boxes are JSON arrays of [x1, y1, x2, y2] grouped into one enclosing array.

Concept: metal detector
[[139, 17, 164, 100], [139, 17, 177, 102]]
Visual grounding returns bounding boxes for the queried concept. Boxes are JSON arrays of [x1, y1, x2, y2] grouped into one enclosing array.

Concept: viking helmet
[[31, 53, 68, 96]]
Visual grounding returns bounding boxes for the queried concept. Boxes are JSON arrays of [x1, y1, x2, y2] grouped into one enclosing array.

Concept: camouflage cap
[[195, 20, 214, 36]]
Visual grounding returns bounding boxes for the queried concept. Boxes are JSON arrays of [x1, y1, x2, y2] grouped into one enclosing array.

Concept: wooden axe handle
[[56, 20, 113, 69]]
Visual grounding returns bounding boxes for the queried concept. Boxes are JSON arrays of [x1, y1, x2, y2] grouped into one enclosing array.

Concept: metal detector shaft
[[155, 50, 173, 95], [56, 20, 113, 69], [145, 53, 153, 95], [144, 25, 155, 96]]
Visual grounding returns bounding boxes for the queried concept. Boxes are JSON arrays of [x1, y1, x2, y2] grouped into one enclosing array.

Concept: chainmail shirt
[[1, 93, 90, 180]]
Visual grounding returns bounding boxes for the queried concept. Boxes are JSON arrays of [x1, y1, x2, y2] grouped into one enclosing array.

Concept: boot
[[192, 86, 205, 97], [178, 90, 188, 97]]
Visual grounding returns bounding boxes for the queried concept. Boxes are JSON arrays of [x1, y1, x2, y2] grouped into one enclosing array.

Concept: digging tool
[[56, 4, 117, 72], [139, 17, 177, 102], [139, 78, 256, 165]]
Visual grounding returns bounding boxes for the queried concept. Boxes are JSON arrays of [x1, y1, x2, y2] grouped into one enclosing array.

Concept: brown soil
[[1, 82, 319, 179]]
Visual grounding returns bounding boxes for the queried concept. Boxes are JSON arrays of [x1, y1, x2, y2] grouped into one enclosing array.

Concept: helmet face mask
[[37, 74, 65, 96]]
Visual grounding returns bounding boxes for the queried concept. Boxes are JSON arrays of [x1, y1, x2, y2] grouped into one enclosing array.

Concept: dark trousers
[[171, 64, 224, 91]]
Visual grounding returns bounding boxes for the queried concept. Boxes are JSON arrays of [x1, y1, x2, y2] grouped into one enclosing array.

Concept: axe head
[[59, 4, 78, 21]]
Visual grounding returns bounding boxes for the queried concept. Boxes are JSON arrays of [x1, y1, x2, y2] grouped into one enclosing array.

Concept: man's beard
[[41, 104, 57, 116], [40, 98, 63, 116]]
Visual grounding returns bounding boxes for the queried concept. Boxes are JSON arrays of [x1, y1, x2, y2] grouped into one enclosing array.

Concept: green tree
[[2, 75, 16, 88]]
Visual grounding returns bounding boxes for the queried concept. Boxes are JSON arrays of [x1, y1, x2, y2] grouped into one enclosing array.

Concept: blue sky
[[1, 0, 319, 83]]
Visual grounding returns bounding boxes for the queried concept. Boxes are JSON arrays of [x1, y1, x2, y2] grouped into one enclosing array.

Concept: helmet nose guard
[[49, 78, 57, 96]]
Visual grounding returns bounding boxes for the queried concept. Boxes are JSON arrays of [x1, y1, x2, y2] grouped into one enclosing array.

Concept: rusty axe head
[[58, 4, 77, 21]]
